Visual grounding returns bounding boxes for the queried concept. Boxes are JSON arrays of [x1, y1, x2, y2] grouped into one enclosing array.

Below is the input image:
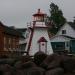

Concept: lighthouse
[[25, 9, 53, 56]]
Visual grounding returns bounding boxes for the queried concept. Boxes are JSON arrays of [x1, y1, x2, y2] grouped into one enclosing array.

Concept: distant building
[[0, 22, 24, 57], [50, 22, 75, 54], [16, 28, 27, 53]]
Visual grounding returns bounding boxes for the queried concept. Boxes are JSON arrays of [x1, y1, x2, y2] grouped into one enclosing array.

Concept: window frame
[[62, 30, 66, 34]]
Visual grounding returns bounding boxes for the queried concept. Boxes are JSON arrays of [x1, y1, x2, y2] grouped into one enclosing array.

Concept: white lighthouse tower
[[25, 9, 53, 56]]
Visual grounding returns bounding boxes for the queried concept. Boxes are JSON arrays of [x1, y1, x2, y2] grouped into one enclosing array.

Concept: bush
[[20, 55, 32, 63], [27, 67, 45, 75], [61, 57, 75, 72], [0, 71, 3, 75], [46, 67, 64, 75], [0, 55, 8, 59], [34, 51, 47, 66], [14, 61, 36, 70], [40, 53, 62, 70]]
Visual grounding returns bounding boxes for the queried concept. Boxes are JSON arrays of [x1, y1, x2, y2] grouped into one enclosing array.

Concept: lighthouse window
[[36, 16, 44, 22]]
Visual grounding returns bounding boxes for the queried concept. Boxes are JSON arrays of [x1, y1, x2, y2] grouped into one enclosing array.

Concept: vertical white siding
[[26, 28, 53, 56]]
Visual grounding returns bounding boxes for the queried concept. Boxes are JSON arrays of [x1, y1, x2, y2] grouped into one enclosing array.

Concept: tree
[[47, 3, 66, 34]]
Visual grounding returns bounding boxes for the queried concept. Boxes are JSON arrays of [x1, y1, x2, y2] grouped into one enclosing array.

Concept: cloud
[[0, 0, 49, 27], [0, 0, 75, 27]]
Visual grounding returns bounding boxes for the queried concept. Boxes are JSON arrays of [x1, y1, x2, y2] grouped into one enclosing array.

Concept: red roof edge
[[38, 37, 47, 42], [33, 9, 46, 16]]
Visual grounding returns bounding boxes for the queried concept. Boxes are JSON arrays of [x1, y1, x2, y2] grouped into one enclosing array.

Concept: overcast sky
[[0, 0, 75, 28]]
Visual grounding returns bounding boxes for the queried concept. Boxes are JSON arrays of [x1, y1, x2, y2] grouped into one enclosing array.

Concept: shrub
[[27, 67, 45, 75], [34, 51, 47, 66], [46, 67, 64, 75], [40, 53, 62, 70], [20, 55, 32, 63], [61, 57, 75, 72]]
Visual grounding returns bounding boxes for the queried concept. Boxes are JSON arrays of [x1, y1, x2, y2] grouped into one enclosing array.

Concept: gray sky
[[0, 0, 75, 28]]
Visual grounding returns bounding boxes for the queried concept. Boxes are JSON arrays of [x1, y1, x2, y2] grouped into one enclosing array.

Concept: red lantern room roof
[[38, 37, 47, 42], [33, 9, 46, 17]]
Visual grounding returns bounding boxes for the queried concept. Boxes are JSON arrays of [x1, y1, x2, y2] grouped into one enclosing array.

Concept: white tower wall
[[28, 28, 53, 56]]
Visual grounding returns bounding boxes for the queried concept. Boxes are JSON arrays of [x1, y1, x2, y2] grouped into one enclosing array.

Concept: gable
[[56, 23, 75, 38], [38, 37, 47, 42]]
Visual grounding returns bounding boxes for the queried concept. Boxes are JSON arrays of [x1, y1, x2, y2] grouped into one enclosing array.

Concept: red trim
[[33, 9, 46, 17], [45, 42, 47, 53], [27, 21, 36, 55], [33, 14, 45, 16], [39, 43, 40, 52], [34, 26, 48, 28], [28, 27, 48, 28], [39, 42, 47, 53], [38, 37, 47, 42], [38, 37, 47, 53]]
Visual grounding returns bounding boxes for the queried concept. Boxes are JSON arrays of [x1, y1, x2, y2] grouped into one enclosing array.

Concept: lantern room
[[33, 9, 46, 22], [25, 9, 53, 56]]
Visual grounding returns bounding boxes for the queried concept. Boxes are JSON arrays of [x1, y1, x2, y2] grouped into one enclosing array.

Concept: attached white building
[[50, 22, 75, 53]]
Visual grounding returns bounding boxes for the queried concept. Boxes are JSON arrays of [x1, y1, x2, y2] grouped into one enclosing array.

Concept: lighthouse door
[[40, 42, 47, 53]]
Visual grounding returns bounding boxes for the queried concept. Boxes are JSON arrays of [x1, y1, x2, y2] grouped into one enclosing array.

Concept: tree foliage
[[47, 3, 66, 34]]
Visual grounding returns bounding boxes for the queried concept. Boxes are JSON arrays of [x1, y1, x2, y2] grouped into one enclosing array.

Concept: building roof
[[53, 22, 75, 36], [0, 21, 25, 38], [62, 35, 75, 39], [38, 37, 47, 42], [68, 22, 75, 30], [16, 28, 27, 33], [49, 22, 75, 39], [51, 35, 75, 40], [33, 9, 46, 16]]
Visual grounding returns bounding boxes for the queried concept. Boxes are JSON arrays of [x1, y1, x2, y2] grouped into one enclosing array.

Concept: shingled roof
[[16, 28, 27, 33], [68, 22, 75, 30], [62, 35, 75, 39], [38, 37, 47, 42], [0, 22, 25, 39]]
